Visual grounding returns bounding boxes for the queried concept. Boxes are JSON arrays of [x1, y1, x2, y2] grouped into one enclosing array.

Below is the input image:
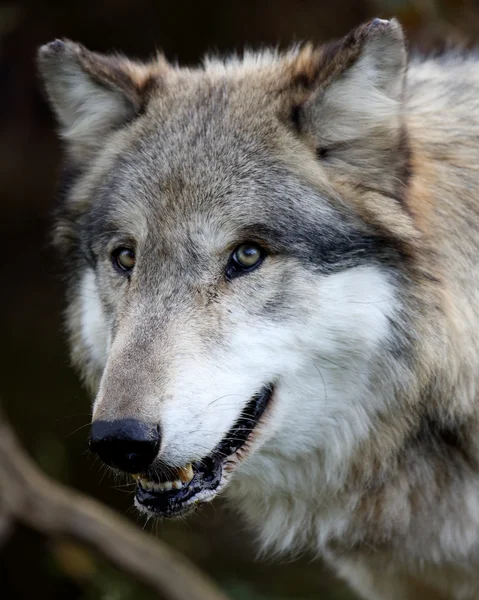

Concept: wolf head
[[38, 19, 423, 527]]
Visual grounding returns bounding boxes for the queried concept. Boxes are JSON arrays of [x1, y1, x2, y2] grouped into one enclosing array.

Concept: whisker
[[66, 421, 92, 438], [207, 393, 249, 408]]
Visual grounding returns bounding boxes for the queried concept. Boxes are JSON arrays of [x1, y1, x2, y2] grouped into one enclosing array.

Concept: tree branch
[[0, 410, 228, 600]]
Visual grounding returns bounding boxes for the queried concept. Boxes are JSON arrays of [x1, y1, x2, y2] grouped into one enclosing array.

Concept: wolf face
[[38, 20, 415, 522]]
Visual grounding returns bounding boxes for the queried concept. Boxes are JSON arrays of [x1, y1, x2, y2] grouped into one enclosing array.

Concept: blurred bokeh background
[[1, 1, 478, 598]]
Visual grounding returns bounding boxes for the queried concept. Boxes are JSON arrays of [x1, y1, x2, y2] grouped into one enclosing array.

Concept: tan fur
[[38, 18, 479, 599]]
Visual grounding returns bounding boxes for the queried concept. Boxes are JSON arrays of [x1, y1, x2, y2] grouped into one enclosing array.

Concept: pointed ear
[[37, 40, 167, 164], [296, 18, 408, 196]]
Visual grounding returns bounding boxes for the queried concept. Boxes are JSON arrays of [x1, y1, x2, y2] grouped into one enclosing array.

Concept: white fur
[[80, 269, 110, 368]]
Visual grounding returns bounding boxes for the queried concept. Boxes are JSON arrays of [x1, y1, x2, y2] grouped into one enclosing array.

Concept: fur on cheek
[[225, 265, 400, 554]]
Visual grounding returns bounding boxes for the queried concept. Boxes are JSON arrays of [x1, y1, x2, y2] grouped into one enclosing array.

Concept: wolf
[[38, 18, 479, 599]]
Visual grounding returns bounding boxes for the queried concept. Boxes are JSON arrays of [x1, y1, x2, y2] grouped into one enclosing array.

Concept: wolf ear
[[38, 40, 166, 164], [297, 18, 408, 196]]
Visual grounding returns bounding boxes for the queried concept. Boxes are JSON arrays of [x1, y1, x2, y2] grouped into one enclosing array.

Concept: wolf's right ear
[[38, 40, 167, 164]]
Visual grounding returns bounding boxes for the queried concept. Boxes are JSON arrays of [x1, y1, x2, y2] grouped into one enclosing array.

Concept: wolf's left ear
[[38, 40, 166, 164], [296, 18, 408, 196]]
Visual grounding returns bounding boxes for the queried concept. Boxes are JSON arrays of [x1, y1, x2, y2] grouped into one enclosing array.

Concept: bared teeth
[[133, 463, 193, 492], [137, 479, 184, 492]]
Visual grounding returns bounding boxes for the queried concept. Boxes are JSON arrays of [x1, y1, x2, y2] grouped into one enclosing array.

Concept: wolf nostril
[[89, 419, 161, 473]]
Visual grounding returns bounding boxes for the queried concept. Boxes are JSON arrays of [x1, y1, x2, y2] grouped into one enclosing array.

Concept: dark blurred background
[[1, 1, 478, 598]]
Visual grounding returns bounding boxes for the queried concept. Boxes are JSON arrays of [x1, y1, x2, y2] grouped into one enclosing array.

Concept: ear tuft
[[356, 17, 407, 101], [294, 18, 409, 196], [38, 40, 167, 164]]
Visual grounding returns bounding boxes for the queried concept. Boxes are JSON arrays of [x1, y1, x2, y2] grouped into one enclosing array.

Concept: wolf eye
[[226, 243, 264, 279], [112, 247, 135, 274]]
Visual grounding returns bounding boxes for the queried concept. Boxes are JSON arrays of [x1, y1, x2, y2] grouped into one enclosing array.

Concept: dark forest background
[[2, 1, 478, 598]]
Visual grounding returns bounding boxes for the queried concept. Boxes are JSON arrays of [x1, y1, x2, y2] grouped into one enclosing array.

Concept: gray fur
[[38, 19, 479, 599]]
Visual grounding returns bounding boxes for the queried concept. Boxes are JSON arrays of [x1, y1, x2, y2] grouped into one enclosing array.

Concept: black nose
[[89, 419, 161, 473]]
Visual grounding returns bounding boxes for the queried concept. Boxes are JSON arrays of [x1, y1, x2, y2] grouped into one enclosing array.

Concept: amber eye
[[227, 243, 264, 279], [112, 247, 135, 274]]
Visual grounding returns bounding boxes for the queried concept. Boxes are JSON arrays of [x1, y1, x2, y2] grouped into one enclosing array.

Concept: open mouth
[[134, 383, 275, 518]]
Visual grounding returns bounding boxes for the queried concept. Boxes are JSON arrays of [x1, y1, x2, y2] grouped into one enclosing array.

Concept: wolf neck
[[228, 397, 479, 561]]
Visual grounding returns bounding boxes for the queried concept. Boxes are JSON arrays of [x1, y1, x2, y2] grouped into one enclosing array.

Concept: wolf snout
[[89, 419, 161, 473]]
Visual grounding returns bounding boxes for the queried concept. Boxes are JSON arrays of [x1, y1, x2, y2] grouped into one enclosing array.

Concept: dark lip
[[135, 383, 275, 517]]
